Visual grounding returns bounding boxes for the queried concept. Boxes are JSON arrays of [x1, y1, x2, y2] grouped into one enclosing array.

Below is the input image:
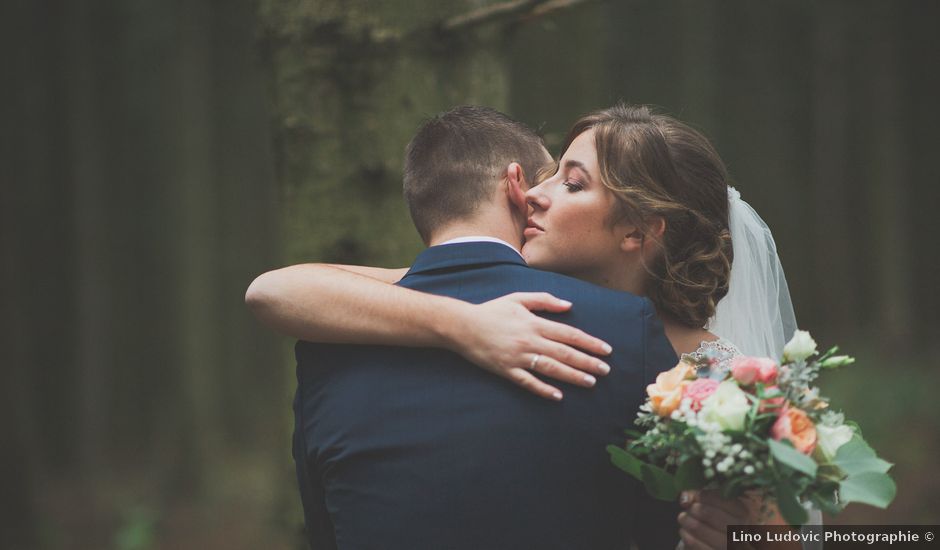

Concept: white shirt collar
[[435, 236, 524, 259]]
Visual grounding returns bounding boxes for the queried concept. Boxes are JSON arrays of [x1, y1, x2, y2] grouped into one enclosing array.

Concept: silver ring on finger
[[528, 353, 541, 371]]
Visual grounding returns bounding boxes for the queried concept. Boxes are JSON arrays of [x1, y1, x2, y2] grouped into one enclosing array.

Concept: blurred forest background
[[4, 0, 939, 548]]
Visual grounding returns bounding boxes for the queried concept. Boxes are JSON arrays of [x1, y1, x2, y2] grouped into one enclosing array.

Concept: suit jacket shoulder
[[293, 242, 680, 550]]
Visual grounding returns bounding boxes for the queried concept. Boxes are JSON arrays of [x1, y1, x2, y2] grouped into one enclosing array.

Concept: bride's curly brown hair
[[560, 104, 733, 328]]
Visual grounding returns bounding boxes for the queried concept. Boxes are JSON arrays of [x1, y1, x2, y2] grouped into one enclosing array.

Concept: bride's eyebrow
[[563, 160, 592, 182]]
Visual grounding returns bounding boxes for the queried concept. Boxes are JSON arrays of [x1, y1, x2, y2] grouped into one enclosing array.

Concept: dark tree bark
[[861, 1, 913, 349], [167, 0, 225, 495], [258, 0, 587, 266], [678, 0, 721, 137], [811, 0, 857, 336], [65, 0, 115, 481]]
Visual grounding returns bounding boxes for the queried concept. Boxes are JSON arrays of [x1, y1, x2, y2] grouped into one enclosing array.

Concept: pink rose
[[758, 385, 786, 414], [683, 378, 720, 412], [730, 356, 779, 385], [771, 407, 817, 454], [756, 360, 779, 384]]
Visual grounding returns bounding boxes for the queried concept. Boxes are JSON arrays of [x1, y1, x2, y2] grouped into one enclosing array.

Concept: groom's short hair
[[403, 105, 547, 243]]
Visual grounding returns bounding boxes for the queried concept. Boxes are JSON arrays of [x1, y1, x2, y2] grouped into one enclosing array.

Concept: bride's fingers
[[505, 292, 574, 313], [678, 513, 725, 550], [526, 354, 597, 388], [494, 293, 613, 360], [538, 337, 610, 377], [506, 368, 563, 401], [537, 318, 612, 358]]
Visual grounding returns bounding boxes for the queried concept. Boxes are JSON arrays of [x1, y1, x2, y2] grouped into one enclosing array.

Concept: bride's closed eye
[[563, 180, 584, 193]]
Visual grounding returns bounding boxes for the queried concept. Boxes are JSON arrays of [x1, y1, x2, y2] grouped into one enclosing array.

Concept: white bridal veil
[[708, 187, 822, 547], [709, 187, 798, 360]]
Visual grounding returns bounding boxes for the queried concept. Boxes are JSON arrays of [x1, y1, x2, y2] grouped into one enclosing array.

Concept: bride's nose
[[525, 184, 550, 210]]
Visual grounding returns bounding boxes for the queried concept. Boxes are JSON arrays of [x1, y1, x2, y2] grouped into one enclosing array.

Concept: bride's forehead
[[560, 132, 599, 170]]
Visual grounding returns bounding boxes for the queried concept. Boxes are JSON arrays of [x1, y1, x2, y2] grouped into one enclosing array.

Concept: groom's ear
[[504, 162, 528, 216]]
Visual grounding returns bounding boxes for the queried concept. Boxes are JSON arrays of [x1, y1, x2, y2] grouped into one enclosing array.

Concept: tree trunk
[[258, 0, 520, 267], [862, 1, 913, 350], [65, 0, 115, 480], [678, 0, 721, 137], [169, 0, 225, 495], [811, 0, 857, 337]]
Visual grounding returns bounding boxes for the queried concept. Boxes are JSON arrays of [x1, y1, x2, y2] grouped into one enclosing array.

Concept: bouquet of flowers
[[607, 330, 896, 525]]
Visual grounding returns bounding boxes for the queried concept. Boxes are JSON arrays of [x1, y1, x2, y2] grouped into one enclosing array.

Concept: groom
[[292, 106, 681, 549]]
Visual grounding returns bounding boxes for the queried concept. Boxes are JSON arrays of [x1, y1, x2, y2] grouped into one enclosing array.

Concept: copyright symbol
[[926, 531, 935, 542]]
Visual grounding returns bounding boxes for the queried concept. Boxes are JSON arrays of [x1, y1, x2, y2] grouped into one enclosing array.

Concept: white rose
[[700, 381, 751, 431], [815, 423, 854, 461], [783, 330, 818, 362]]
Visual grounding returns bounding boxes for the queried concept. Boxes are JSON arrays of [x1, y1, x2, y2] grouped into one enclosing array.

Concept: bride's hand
[[446, 292, 613, 401]]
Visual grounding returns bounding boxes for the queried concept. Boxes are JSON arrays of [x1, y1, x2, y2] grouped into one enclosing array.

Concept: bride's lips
[[524, 218, 545, 238]]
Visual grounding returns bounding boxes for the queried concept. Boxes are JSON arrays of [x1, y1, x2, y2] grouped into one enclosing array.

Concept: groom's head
[[403, 105, 550, 244]]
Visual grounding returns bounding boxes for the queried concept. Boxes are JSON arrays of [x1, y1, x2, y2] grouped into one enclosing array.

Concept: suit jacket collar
[[404, 241, 528, 276]]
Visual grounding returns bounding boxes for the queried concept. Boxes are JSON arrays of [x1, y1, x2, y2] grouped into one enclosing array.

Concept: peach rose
[[684, 378, 720, 412], [731, 356, 778, 385], [647, 361, 694, 417], [771, 407, 817, 454]]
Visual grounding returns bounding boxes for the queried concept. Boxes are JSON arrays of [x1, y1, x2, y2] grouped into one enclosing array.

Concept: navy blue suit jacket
[[294, 242, 680, 550]]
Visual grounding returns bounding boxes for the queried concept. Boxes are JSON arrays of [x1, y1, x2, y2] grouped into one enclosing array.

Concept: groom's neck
[[428, 219, 523, 251]]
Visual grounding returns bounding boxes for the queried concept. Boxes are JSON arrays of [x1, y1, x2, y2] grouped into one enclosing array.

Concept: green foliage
[[839, 472, 897, 509], [768, 438, 818, 478], [831, 436, 893, 476], [675, 458, 705, 491], [774, 478, 809, 526], [607, 444, 642, 479], [640, 463, 680, 501]]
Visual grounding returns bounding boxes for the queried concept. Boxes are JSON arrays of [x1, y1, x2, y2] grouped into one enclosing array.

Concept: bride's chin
[[521, 247, 549, 269]]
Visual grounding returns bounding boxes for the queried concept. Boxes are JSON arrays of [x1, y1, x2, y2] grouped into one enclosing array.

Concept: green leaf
[[607, 445, 642, 479], [674, 458, 705, 491], [640, 463, 679, 501], [816, 346, 840, 363], [832, 436, 892, 476], [808, 489, 844, 516], [768, 438, 818, 478], [775, 479, 809, 526], [839, 472, 897, 508]]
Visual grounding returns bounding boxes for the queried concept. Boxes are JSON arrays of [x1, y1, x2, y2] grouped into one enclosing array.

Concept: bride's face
[[522, 129, 632, 286]]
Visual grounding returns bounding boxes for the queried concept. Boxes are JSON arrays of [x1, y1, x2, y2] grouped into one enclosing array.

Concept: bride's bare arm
[[245, 264, 613, 400]]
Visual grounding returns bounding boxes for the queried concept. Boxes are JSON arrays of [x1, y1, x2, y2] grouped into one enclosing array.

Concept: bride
[[247, 104, 815, 549]]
